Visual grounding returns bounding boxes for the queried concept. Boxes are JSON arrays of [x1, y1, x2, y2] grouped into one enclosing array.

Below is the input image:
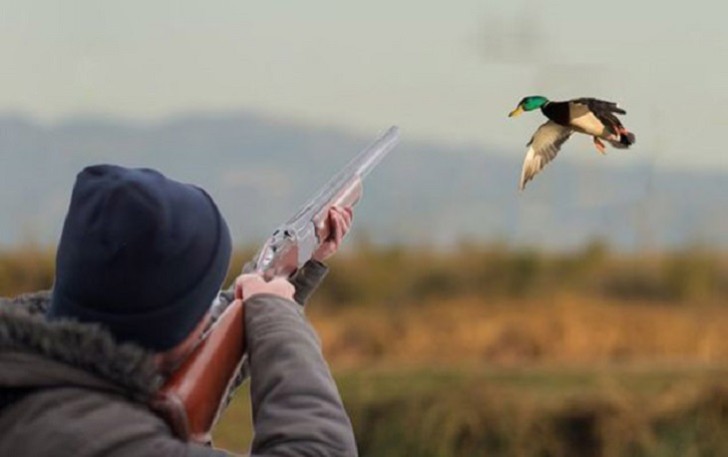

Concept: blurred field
[[214, 366, 728, 457], [2, 243, 728, 456]]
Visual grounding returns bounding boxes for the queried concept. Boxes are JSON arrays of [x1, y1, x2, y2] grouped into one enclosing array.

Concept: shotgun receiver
[[152, 126, 400, 443]]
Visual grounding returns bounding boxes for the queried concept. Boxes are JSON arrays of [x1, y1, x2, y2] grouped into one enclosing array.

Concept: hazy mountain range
[[0, 112, 725, 251]]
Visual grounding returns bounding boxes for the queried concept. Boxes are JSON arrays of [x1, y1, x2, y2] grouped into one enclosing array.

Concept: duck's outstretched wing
[[520, 120, 573, 190]]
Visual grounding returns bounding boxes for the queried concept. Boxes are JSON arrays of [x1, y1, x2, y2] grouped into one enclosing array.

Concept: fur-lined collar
[[0, 291, 162, 400]]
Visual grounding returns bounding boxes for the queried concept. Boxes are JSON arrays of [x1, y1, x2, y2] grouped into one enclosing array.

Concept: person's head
[[48, 165, 232, 366]]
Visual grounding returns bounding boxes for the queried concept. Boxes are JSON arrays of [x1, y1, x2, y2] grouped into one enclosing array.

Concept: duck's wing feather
[[571, 97, 626, 115], [520, 121, 573, 190], [570, 98, 626, 135]]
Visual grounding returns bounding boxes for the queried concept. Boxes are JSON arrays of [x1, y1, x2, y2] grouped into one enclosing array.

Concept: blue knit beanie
[[48, 165, 232, 351]]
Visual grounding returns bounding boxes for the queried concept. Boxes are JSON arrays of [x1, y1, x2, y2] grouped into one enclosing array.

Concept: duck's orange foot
[[593, 137, 607, 155]]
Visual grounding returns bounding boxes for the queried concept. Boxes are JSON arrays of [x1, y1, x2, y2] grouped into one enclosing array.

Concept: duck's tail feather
[[608, 128, 636, 149], [622, 131, 636, 146]]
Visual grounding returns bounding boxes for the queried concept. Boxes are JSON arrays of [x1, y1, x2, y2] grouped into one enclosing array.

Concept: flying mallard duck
[[508, 96, 636, 190]]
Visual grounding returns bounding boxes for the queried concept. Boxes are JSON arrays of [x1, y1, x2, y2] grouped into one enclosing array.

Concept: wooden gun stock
[[151, 299, 246, 444]]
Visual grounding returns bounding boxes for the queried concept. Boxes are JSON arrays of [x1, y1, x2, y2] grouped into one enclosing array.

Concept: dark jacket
[[0, 263, 357, 456]]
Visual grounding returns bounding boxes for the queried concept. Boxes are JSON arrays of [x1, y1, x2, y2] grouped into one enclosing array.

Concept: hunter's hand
[[235, 274, 295, 302], [312, 206, 353, 262]]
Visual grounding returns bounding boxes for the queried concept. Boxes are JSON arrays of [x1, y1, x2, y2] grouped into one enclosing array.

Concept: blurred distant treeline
[[320, 242, 727, 305], [2, 241, 727, 304], [230, 241, 726, 307]]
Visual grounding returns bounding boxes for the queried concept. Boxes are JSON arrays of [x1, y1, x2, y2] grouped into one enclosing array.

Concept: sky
[[1, 0, 726, 171]]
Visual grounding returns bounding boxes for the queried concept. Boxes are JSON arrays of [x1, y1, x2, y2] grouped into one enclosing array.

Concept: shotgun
[[151, 126, 400, 443]]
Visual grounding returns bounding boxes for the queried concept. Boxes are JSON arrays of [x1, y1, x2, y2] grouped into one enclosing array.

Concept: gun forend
[[248, 126, 400, 279], [312, 177, 362, 242]]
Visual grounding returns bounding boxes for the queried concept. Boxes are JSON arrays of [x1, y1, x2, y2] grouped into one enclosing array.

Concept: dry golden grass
[[309, 295, 728, 369], [0, 246, 54, 297]]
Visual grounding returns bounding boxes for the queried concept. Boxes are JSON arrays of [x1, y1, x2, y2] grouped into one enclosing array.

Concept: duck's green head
[[508, 96, 549, 117]]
